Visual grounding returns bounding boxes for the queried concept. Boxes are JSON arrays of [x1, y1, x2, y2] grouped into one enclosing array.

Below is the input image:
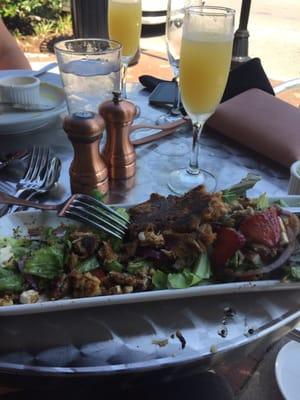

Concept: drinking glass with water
[[54, 39, 122, 115]]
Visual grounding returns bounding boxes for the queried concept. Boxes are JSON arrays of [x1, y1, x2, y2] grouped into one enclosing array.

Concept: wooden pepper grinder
[[99, 91, 136, 180], [63, 111, 109, 195]]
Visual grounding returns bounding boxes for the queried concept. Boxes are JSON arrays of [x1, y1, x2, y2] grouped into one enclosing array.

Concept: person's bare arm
[[0, 18, 31, 70]]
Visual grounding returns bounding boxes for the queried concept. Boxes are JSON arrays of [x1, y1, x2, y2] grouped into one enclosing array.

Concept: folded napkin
[[206, 88, 300, 167], [139, 58, 275, 104]]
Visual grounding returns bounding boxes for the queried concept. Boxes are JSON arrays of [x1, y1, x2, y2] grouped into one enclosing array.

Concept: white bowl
[[288, 160, 300, 195], [0, 75, 40, 105]]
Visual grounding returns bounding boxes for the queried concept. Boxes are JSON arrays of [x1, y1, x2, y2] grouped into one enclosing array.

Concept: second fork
[[15, 146, 51, 198], [1, 146, 51, 215]]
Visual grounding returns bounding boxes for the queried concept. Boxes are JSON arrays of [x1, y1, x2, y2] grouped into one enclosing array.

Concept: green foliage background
[[0, 0, 69, 35]]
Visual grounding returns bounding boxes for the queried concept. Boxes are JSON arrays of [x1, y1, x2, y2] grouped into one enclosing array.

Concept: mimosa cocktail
[[168, 6, 235, 194], [180, 34, 233, 118], [108, 0, 141, 58], [108, 0, 142, 97]]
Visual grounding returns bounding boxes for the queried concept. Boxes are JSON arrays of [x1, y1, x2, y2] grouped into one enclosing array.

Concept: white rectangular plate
[[0, 196, 300, 316]]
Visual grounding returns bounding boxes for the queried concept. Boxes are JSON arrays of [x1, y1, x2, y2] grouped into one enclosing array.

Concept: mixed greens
[[0, 174, 299, 306]]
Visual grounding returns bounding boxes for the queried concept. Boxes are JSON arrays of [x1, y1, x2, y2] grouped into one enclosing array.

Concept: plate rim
[[0, 305, 299, 376], [0, 81, 65, 123]]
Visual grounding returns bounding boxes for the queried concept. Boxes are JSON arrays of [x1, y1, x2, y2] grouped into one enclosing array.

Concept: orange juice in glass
[[168, 6, 235, 195], [108, 0, 142, 97], [180, 33, 233, 119]]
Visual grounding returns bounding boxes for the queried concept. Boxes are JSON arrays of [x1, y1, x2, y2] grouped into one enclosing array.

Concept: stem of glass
[[121, 62, 128, 99], [170, 76, 181, 116], [187, 121, 204, 175]]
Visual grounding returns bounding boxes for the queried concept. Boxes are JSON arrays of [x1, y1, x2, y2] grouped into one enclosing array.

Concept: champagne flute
[[154, 0, 204, 158], [158, 0, 204, 123], [168, 5, 235, 194], [108, 0, 142, 99], [157, 0, 184, 124]]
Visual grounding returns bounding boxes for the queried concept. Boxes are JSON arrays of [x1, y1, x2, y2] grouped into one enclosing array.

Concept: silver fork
[[1, 147, 51, 216], [15, 146, 51, 198], [0, 192, 129, 240], [10, 156, 61, 213]]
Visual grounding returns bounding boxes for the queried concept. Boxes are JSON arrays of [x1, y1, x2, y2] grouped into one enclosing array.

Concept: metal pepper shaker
[[63, 111, 109, 195], [99, 91, 136, 180]]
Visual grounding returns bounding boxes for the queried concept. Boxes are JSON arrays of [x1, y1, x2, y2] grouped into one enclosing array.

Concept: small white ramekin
[[288, 160, 300, 195], [0, 76, 40, 105]]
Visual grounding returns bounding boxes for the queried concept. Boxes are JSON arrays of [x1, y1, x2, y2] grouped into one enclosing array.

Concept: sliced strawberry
[[212, 227, 246, 269], [239, 207, 281, 248]]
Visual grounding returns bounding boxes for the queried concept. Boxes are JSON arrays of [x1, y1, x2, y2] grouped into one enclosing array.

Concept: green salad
[[0, 174, 299, 307]]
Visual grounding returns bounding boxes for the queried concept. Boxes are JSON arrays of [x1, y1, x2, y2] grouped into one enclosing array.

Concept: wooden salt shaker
[[63, 111, 109, 195], [99, 91, 136, 180]]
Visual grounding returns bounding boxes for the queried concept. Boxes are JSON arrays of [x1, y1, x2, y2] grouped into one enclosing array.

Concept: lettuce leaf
[[152, 270, 168, 289], [279, 240, 300, 282], [77, 256, 99, 273], [127, 259, 153, 274], [168, 270, 201, 289], [110, 237, 123, 252], [193, 252, 211, 279], [290, 266, 300, 281], [152, 253, 212, 290], [0, 237, 30, 259], [255, 193, 269, 210], [0, 268, 24, 293], [24, 245, 64, 279], [222, 173, 261, 203], [115, 207, 130, 222], [104, 259, 123, 272], [272, 199, 288, 207]]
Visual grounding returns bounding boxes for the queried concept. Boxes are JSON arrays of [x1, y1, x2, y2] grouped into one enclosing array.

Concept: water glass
[[54, 39, 122, 115]]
